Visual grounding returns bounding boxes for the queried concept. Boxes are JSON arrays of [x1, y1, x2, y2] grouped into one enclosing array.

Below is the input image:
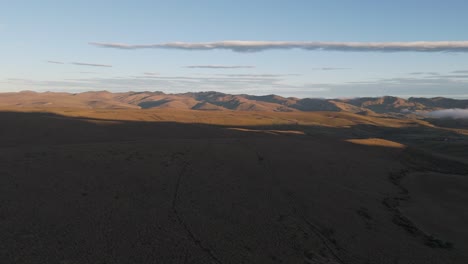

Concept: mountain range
[[1, 91, 467, 116]]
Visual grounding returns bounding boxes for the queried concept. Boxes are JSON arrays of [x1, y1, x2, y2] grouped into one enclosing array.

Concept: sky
[[2, 0, 468, 98]]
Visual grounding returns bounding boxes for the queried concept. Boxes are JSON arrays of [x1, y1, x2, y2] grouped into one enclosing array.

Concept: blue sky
[[2, 0, 468, 98]]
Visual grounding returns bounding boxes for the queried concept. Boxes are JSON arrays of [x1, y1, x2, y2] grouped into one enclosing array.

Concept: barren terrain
[[1, 92, 467, 263]]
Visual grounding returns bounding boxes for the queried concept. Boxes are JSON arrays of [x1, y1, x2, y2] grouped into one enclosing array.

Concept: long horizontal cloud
[[185, 65, 254, 69], [71, 62, 112, 67], [428, 109, 468, 119], [90, 40, 468, 53]]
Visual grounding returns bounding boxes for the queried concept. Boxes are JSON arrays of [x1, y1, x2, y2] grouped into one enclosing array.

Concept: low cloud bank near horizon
[[3, 75, 326, 95], [4, 72, 468, 98], [90, 40, 468, 53], [428, 108, 468, 119]]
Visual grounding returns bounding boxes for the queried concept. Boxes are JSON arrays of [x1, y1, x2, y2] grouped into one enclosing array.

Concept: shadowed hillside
[[1, 110, 467, 264]]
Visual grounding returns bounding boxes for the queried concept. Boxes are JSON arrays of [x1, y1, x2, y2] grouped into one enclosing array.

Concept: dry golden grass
[[0, 107, 425, 128], [346, 138, 406, 148]]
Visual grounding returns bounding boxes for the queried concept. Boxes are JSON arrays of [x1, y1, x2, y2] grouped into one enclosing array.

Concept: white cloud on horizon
[[428, 109, 468, 119], [90, 40, 468, 53]]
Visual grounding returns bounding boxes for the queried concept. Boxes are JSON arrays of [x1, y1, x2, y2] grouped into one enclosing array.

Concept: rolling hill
[[1, 91, 467, 115]]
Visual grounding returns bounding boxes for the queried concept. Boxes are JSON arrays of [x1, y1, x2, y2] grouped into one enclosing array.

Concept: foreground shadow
[[1, 111, 467, 264]]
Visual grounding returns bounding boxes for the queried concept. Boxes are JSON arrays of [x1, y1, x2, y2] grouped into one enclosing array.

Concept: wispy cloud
[[425, 74, 468, 79], [143, 72, 159, 76], [135, 75, 282, 82], [90, 40, 468, 53], [312, 67, 350, 71], [336, 75, 468, 98], [452, 70, 468, 74], [214, 73, 300, 78], [185, 65, 255, 69], [47, 60, 65, 64], [409, 72, 440, 75], [71, 62, 112, 67], [46, 61, 112, 67]]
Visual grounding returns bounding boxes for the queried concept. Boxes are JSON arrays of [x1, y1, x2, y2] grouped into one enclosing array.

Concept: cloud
[[4, 74, 323, 95], [214, 73, 300, 78], [452, 70, 468, 74], [5, 73, 468, 98], [312, 67, 350, 71], [409, 72, 440, 75], [143, 72, 159, 76], [90, 40, 468, 53], [425, 74, 468, 79], [335, 75, 468, 98], [135, 75, 282, 82], [185, 65, 255, 69], [47, 60, 65, 64], [427, 109, 468, 119], [71, 62, 112, 67], [46, 61, 112, 67]]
